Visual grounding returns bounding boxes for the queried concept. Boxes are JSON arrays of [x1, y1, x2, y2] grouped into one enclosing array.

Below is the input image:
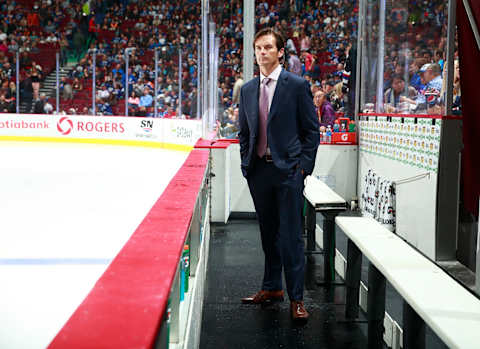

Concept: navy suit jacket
[[238, 69, 320, 178]]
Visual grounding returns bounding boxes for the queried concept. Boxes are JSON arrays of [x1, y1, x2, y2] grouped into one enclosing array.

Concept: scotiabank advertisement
[[0, 114, 202, 148]]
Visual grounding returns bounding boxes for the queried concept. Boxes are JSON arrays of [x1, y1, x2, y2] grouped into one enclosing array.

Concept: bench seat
[[303, 175, 346, 210], [336, 216, 480, 349]]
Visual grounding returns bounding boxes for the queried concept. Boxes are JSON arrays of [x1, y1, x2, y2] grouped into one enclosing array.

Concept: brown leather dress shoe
[[241, 290, 284, 304], [291, 300, 309, 322]]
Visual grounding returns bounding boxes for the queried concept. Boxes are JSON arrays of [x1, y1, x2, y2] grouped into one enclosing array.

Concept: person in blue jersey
[[238, 28, 319, 323], [403, 63, 443, 113]]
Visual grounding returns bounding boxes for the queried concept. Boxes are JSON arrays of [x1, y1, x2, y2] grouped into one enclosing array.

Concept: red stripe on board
[[358, 113, 462, 120], [216, 138, 240, 144], [48, 149, 209, 349]]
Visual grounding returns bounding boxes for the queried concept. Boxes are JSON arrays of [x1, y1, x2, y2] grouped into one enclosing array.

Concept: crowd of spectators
[[0, 0, 102, 113], [215, 0, 358, 136], [361, 0, 459, 116], [0, 0, 461, 120], [51, 0, 201, 117]]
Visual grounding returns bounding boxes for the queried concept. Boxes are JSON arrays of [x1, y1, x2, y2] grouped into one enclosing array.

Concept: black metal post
[[403, 301, 426, 349], [154, 301, 170, 349], [154, 48, 158, 118], [306, 201, 316, 254], [56, 52, 59, 114], [16, 51, 19, 113], [345, 239, 362, 319], [367, 263, 386, 349], [323, 213, 336, 284], [91, 49, 96, 115]]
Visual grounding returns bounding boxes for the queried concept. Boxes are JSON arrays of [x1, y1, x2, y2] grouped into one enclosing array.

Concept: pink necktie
[[256, 77, 271, 158]]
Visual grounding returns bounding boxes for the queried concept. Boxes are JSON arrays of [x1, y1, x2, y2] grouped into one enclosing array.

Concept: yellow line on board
[[0, 136, 193, 152]]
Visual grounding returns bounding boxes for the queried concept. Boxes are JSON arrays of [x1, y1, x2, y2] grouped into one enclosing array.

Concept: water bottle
[[180, 257, 185, 301], [326, 125, 332, 143], [320, 126, 326, 143], [182, 245, 190, 293]]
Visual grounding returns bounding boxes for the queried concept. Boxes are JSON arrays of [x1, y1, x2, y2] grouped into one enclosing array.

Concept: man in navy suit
[[238, 28, 319, 322]]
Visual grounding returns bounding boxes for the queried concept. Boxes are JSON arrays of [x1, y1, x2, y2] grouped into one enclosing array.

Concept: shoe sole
[[241, 296, 284, 305], [292, 314, 309, 323]]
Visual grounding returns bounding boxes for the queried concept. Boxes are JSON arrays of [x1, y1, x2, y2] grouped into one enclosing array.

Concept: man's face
[[254, 34, 283, 70], [423, 69, 433, 83], [392, 78, 404, 93]]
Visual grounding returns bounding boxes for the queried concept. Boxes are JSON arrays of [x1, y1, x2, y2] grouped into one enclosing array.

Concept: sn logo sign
[[141, 120, 153, 132]]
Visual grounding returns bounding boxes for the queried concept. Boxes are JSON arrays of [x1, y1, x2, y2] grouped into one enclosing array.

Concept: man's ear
[[278, 47, 285, 60]]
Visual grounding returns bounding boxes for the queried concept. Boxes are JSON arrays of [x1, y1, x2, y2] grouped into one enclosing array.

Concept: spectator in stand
[[44, 20, 56, 34], [61, 77, 73, 100], [44, 101, 53, 114], [435, 49, 445, 70], [72, 77, 83, 91], [30, 63, 42, 101], [330, 82, 345, 113], [1, 61, 13, 81], [288, 49, 302, 76], [314, 90, 336, 128], [409, 58, 427, 92], [27, 11, 40, 28], [128, 91, 140, 110], [59, 34, 69, 67], [88, 12, 99, 41], [21, 71, 33, 113], [232, 71, 244, 105], [403, 63, 443, 113], [301, 49, 315, 75], [33, 93, 47, 114], [139, 89, 153, 108], [73, 29, 85, 60], [299, 30, 311, 52], [324, 80, 336, 100], [0, 40, 7, 54], [0, 93, 9, 112], [5, 81, 16, 112], [97, 84, 110, 102], [98, 99, 113, 116], [383, 74, 416, 112], [422, 63, 443, 114]]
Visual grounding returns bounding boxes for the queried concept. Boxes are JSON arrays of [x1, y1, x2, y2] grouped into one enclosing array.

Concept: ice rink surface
[[0, 142, 189, 349]]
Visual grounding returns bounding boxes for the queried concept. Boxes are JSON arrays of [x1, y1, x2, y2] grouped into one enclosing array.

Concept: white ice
[[0, 142, 189, 349]]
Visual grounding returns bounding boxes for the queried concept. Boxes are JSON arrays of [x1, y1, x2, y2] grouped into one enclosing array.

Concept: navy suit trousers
[[247, 156, 305, 301]]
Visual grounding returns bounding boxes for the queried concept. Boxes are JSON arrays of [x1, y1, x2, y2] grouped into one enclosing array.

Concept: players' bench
[[337, 216, 480, 349], [303, 175, 347, 284]]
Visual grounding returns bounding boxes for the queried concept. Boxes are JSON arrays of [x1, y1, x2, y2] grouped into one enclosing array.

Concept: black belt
[[258, 154, 273, 163]]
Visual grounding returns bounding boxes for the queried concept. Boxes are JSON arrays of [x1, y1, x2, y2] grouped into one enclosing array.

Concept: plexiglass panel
[[361, 0, 449, 115]]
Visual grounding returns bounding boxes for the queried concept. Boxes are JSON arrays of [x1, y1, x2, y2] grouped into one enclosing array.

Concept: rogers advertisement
[[56, 116, 126, 137]]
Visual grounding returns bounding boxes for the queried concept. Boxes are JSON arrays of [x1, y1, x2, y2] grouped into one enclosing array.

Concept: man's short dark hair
[[253, 27, 285, 52], [392, 74, 404, 82]]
